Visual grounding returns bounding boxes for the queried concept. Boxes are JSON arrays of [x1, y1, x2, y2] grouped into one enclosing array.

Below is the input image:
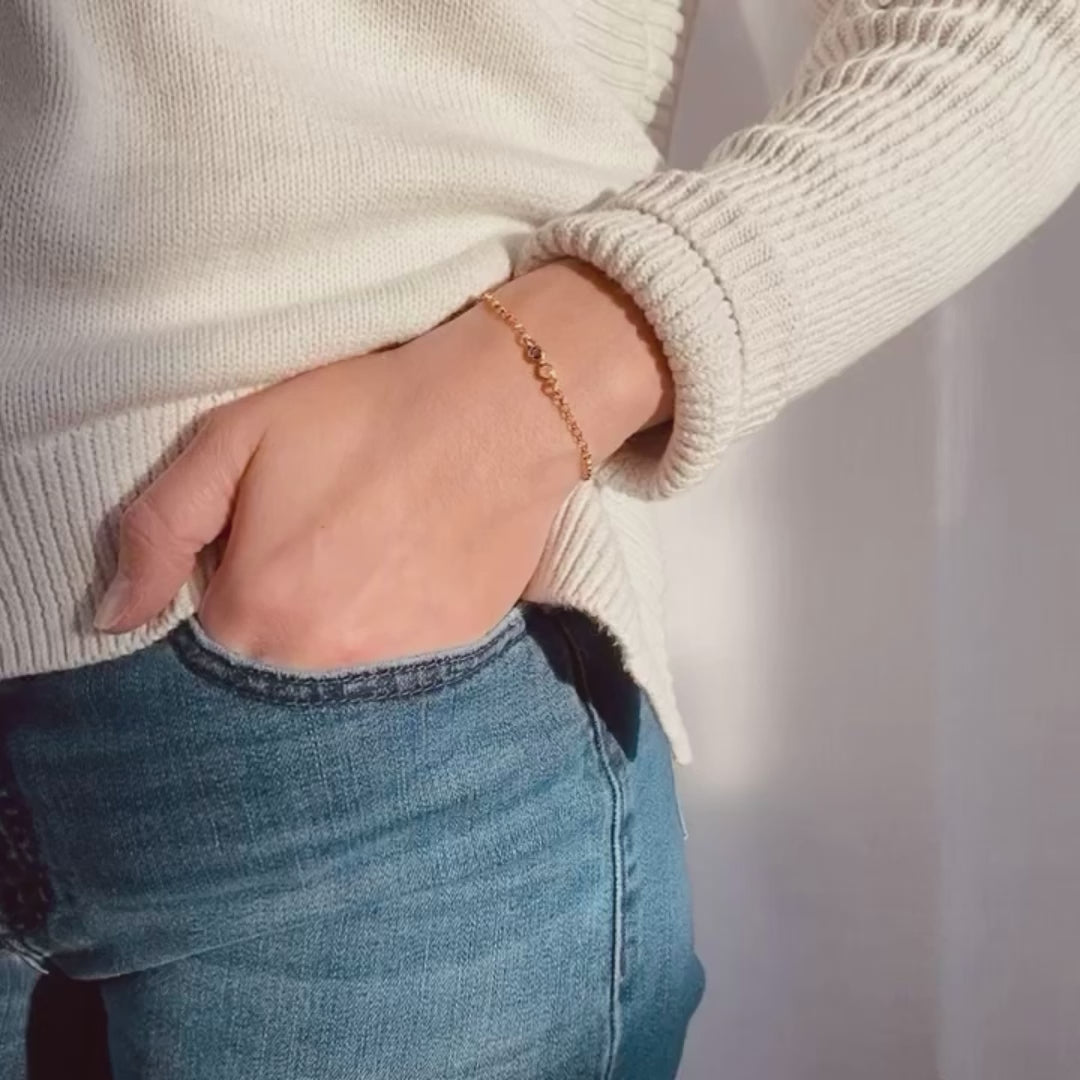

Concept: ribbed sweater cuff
[[510, 166, 792, 500]]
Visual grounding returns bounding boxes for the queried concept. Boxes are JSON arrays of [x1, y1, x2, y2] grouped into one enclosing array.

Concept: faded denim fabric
[[0, 601, 704, 1078]]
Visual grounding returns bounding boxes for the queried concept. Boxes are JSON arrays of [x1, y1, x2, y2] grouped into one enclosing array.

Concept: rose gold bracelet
[[476, 289, 594, 482]]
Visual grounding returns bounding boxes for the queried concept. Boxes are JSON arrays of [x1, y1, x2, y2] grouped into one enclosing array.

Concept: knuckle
[[195, 404, 239, 449], [195, 404, 228, 436], [195, 400, 261, 464], [118, 497, 170, 547]]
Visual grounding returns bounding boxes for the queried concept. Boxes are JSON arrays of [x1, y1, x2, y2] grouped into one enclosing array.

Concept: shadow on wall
[[665, 3, 1080, 1080], [663, 2, 940, 1079]]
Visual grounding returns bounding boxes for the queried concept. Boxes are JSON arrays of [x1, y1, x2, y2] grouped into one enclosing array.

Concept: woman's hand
[[91, 258, 673, 667]]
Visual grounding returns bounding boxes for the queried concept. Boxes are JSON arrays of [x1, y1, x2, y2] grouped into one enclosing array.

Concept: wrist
[[477, 258, 674, 469], [408, 256, 674, 504]]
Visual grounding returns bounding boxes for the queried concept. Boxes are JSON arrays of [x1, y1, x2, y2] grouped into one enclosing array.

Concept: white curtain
[[664, 6, 1080, 1078]]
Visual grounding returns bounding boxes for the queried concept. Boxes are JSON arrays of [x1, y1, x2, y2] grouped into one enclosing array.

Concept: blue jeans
[[0, 601, 704, 1078]]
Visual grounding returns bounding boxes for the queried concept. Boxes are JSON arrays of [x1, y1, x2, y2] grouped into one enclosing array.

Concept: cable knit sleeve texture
[[511, 0, 1080, 500]]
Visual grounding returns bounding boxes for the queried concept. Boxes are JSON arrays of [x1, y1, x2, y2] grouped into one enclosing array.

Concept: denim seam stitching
[[550, 612, 626, 1080], [167, 619, 529, 705]]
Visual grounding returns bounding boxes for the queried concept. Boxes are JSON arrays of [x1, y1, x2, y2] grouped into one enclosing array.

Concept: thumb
[[93, 404, 263, 633]]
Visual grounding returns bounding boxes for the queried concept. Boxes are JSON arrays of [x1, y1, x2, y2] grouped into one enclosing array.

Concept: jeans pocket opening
[[167, 602, 529, 706], [545, 606, 642, 770]]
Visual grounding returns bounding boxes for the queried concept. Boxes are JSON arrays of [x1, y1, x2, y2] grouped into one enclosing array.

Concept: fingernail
[[93, 572, 132, 631]]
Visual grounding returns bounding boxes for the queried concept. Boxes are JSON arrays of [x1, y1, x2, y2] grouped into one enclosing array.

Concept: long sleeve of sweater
[[511, 0, 1080, 500]]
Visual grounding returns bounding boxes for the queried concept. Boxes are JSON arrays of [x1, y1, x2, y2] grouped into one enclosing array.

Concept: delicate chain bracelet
[[476, 289, 594, 482]]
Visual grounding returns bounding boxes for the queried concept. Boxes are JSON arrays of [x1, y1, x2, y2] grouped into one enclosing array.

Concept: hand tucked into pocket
[[91, 257, 672, 668]]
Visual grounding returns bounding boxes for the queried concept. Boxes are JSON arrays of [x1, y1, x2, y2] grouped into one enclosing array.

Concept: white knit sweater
[[2, 0, 1078, 765]]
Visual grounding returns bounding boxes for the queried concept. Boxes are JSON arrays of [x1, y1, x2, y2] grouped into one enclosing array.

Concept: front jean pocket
[[167, 602, 529, 705]]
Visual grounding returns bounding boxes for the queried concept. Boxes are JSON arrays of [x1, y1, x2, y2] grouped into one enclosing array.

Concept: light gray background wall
[[661, 6, 1080, 1078]]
